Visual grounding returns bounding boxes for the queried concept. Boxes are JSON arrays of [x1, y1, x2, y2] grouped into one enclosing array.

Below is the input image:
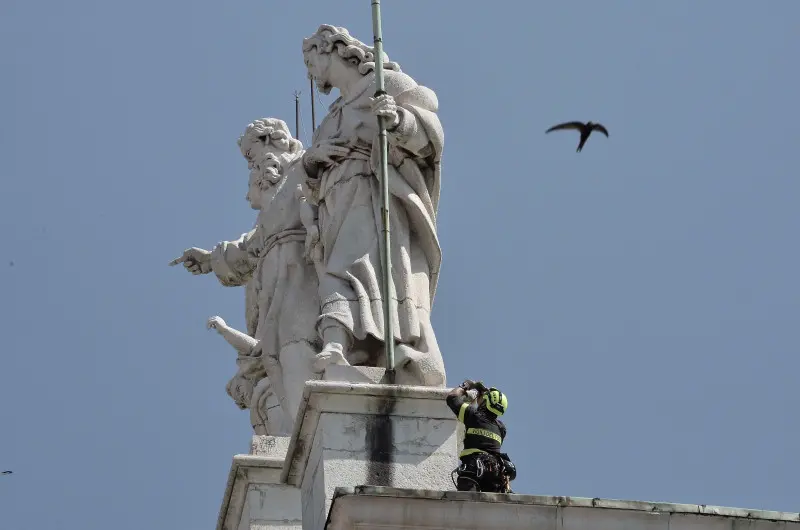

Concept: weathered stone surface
[[326, 487, 800, 530], [217, 452, 302, 530], [322, 365, 387, 384], [281, 381, 459, 529], [250, 436, 291, 458]]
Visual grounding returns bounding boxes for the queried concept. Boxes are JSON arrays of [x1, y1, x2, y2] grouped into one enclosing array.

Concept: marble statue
[[168, 23, 451, 438], [300, 24, 446, 386], [171, 118, 320, 435]]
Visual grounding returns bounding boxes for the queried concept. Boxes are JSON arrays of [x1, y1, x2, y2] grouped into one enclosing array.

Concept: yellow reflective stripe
[[466, 427, 502, 443], [460, 448, 486, 458], [458, 402, 469, 423]]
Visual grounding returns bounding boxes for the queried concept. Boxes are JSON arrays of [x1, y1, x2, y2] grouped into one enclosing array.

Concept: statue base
[[217, 436, 302, 530], [217, 367, 460, 530], [282, 376, 460, 530], [321, 364, 387, 384]]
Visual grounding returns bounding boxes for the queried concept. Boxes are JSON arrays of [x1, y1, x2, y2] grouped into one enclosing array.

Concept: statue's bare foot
[[312, 342, 350, 372]]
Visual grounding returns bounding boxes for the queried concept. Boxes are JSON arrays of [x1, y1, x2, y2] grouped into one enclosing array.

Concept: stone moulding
[[330, 486, 800, 522], [216, 454, 286, 530], [325, 486, 800, 530]]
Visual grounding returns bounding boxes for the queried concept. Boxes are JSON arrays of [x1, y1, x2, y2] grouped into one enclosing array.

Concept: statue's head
[[237, 118, 303, 170], [237, 118, 303, 210], [302, 24, 401, 94], [225, 360, 265, 410], [226, 374, 254, 410]]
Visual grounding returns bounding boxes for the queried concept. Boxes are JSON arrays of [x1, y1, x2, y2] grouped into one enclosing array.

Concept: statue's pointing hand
[[370, 93, 400, 128], [169, 247, 212, 275]]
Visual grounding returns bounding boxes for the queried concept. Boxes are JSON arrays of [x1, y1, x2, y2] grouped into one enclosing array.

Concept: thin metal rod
[[371, 0, 395, 381], [309, 77, 317, 133], [294, 91, 301, 139]]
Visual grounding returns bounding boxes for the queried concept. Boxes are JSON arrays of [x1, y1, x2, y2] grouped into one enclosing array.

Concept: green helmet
[[483, 387, 508, 416]]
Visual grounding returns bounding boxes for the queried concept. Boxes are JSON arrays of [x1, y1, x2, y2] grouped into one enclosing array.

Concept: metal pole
[[371, 0, 395, 381], [294, 91, 301, 139], [309, 77, 317, 133]]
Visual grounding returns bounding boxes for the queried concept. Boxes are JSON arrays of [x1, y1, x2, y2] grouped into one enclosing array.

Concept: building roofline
[[326, 486, 800, 527]]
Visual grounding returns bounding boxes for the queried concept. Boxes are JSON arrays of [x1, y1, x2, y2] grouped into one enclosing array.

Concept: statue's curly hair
[[302, 24, 401, 75], [251, 164, 281, 191], [237, 118, 303, 159]]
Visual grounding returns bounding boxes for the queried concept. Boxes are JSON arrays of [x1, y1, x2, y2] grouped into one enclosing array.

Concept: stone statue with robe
[[171, 118, 320, 435], [300, 24, 446, 387]]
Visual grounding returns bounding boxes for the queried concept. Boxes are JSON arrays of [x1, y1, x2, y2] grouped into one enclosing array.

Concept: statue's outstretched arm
[[208, 229, 259, 287], [170, 229, 258, 286], [207, 316, 258, 356]]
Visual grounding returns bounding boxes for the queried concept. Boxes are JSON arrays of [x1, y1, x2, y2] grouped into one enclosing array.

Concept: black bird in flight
[[546, 121, 609, 152], [1, 470, 12, 475]]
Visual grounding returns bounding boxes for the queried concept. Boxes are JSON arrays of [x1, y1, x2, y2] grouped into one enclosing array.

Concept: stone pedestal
[[217, 436, 302, 530], [280, 376, 460, 530]]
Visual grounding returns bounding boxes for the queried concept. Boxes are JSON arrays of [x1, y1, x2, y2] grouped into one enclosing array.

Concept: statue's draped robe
[[209, 159, 320, 359], [209, 157, 321, 428], [209, 227, 261, 337], [208, 226, 270, 426], [308, 69, 445, 382]]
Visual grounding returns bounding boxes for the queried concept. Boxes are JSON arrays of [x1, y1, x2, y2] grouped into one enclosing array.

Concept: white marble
[[322, 365, 386, 385], [171, 118, 320, 435], [300, 25, 446, 387], [250, 435, 292, 458], [170, 24, 450, 441]]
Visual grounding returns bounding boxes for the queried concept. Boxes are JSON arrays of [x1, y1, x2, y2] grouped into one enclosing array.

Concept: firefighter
[[446, 379, 516, 492]]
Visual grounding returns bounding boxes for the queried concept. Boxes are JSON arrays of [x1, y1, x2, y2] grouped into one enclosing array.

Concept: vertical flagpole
[[309, 77, 317, 134], [294, 91, 301, 139], [371, 0, 395, 382]]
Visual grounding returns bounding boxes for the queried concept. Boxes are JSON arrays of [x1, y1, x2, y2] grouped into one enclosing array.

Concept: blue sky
[[1, 1, 798, 528]]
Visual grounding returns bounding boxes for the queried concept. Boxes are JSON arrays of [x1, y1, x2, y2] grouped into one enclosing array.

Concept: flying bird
[[1, 470, 12, 475], [545, 121, 609, 152]]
